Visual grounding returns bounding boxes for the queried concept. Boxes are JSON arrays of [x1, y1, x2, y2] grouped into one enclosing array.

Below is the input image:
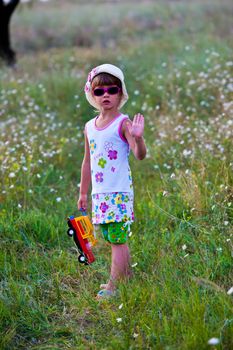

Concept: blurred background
[[10, 0, 233, 55]]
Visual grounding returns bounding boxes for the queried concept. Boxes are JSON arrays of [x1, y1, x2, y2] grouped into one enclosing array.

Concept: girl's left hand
[[127, 113, 144, 139]]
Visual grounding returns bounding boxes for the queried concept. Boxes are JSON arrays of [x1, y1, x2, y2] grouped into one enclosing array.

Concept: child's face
[[91, 85, 122, 111]]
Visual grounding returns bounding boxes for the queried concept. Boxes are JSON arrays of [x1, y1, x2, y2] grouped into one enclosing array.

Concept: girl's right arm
[[77, 131, 91, 211]]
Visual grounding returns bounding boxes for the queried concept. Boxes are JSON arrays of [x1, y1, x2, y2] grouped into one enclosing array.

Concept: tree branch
[[5, 0, 20, 17], [0, 0, 20, 65]]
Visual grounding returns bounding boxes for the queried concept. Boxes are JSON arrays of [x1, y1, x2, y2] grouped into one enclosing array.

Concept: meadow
[[0, 0, 233, 349]]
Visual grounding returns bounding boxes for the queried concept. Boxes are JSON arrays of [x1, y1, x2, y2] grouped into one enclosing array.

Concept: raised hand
[[127, 113, 144, 139]]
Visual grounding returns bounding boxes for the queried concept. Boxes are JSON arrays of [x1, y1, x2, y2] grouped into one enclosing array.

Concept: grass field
[[0, 0, 233, 349]]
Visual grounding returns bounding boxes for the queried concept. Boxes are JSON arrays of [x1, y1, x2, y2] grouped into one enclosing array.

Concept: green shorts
[[101, 222, 129, 244]]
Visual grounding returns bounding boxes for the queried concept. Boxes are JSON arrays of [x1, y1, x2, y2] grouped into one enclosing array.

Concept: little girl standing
[[77, 63, 146, 299]]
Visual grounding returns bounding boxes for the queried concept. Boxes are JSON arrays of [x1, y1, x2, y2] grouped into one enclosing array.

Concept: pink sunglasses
[[93, 86, 121, 96]]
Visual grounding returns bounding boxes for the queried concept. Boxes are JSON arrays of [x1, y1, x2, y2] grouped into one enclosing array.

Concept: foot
[[100, 279, 115, 290]]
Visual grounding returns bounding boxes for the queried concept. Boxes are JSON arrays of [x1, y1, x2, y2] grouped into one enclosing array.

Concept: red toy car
[[67, 212, 97, 265]]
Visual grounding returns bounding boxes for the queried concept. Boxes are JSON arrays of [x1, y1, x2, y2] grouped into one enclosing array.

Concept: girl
[[77, 63, 147, 299]]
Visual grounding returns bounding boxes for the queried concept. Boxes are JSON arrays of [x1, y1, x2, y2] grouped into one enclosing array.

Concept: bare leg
[[105, 243, 132, 291]]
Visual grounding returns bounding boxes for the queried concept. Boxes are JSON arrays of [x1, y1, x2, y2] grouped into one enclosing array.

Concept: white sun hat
[[84, 63, 129, 109]]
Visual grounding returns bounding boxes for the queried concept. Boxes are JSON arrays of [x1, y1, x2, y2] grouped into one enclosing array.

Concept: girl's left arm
[[122, 113, 147, 160]]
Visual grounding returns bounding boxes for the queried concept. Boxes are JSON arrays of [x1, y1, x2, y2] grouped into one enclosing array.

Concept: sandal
[[96, 289, 116, 300]]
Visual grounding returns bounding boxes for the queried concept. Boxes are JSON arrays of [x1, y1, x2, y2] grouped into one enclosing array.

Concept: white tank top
[[85, 113, 133, 195]]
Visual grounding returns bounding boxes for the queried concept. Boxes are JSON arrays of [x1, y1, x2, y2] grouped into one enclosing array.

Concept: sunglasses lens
[[93, 88, 104, 96], [93, 86, 120, 96], [108, 87, 119, 95]]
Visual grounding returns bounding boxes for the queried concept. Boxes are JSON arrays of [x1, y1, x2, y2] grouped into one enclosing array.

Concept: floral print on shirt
[[104, 141, 114, 152], [108, 150, 118, 160], [92, 192, 134, 224], [95, 172, 104, 183], [90, 139, 97, 154], [98, 158, 107, 168], [91, 138, 121, 184]]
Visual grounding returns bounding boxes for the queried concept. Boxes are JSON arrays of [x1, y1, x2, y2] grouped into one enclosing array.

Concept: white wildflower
[[131, 263, 138, 268], [9, 172, 16, 178], [56, 197, 62, 202], [188, 79, 196, 86], [116, 318, 122, 323], [227, 286, 233, 295], [207, 337, 220, 345], [133, 333, 139, 338], [118, 303, 123, 309], [183, 149, 192, 157], [182, 244, 187, 251]]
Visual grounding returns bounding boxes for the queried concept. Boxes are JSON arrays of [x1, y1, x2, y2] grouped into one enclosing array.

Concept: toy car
[[67, 211, 97, 265]]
